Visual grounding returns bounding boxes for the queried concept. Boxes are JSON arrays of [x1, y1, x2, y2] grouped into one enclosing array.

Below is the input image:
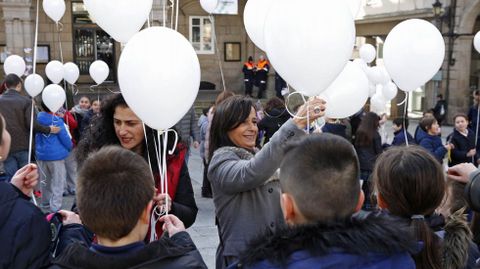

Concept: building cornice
[[356, 8, 434, 24]]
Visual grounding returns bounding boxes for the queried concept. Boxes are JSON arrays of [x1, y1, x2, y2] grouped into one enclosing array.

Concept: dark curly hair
[[76, 94, 180, 172]]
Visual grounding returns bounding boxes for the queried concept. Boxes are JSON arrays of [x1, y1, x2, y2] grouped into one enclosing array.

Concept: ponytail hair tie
[[411, 215, 425, 220]]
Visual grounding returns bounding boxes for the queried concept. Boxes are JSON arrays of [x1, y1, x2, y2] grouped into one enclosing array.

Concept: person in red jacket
[[76, 94, 198, 239]]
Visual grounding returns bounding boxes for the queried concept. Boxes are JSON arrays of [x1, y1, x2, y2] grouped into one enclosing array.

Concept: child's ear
[[355, 190, 365, 212], [141, 201, 154, 224], [281, 193, 295, 225], [377, 193, 388, 210]]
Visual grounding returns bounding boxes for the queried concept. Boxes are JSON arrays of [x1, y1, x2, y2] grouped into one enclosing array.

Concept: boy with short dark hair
[[391, 117, 414, 146], [50, 146, 206, 269], [234, 134, 416, 268]]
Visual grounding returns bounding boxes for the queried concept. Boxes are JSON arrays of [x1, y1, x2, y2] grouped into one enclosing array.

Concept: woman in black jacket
[[76, 94, 197, 237], [354, 112, 382, 210]]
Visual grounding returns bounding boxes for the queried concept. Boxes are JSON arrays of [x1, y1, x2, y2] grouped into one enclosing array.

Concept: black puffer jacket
[[49, 232, 207, 269], [0, 182, 51, 269], [258, 108, 290, 145]]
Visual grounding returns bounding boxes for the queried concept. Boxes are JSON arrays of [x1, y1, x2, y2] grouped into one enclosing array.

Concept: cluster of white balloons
[[242, 0, 365, 119]]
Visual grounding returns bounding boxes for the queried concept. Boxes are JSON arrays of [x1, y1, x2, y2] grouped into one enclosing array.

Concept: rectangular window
[[72, 1, 116, 82], [189, 16, 214, 54]]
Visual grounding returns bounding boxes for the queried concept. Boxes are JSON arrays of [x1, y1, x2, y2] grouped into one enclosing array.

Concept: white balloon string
[[71, 84, 79, 96], [143, 123, 155, 181], [27, 100, 36, 205], [149, 204, 163, 242], [284, 91, 310, 120], [403, 94, 409, 147], [28, 0, 41, 203], [475, 103, 480, 163], [162, 0, 167, 27], [169, 0, 174, 29], [55, 22, 68, 113], [147, 17, 151, 28], [175, 0, 179, 31], [397, 94, 408, 106], [33, 0, 40, 74], [210, 14, 226, 91]]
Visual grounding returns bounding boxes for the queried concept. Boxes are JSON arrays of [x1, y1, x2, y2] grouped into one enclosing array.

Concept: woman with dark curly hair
[[76, 94, 197, 236]]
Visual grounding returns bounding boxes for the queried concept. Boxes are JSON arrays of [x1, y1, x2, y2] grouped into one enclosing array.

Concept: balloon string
[[32, 0, 40, 74], [142, 123, 155, 181], [210, 14, 226, 91], [162, 0, 167, 27], [403, 94, 409, 147], [475, 103, 480, 163], [397, 94, 408, 106], [169, 0, 174, 29], [284, 90, 310, 120], [175, 0, 179, 31], [27, 100, 37, 206]]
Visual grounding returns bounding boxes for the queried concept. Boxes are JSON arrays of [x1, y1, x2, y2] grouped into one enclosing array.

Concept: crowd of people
[[3, 71, 480, 269]]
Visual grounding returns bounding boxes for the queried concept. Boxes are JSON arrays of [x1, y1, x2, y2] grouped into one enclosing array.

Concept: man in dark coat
[[0, 74, 59, 181], [242, 56, 256, 97], [0, 164, 51, 269], [468, 90, 480, 152], [233, 134, 416, 269], [433, 94, 447, 126], [255, 55, 270, 99], [49, 146, 207, 269]]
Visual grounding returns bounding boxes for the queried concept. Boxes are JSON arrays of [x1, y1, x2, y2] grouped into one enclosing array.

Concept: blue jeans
[[3, 150, 29, 182]]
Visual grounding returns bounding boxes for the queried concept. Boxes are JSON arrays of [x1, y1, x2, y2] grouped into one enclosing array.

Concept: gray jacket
[[175, 107, 200, 145], [0, 90, 50, 153], [207, 120, 305, 268]]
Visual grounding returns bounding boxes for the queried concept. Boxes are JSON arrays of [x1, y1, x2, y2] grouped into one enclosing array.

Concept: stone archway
[[445, 0, 480, 120]]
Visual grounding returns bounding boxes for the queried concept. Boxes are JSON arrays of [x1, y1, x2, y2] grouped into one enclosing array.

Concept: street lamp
[[432, 0, 444, 18]]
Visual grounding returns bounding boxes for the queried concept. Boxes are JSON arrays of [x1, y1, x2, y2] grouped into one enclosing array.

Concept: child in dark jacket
[[447, 114, 478, 167], [391, 117, 414, 146], [234, 134, 416, 269], [49, 146, 207, 269], [418, 116, 453, 163]]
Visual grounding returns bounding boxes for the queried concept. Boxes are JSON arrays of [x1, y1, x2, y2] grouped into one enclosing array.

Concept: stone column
[[2, 0, 33, 55], [445, 36, 473, 121]]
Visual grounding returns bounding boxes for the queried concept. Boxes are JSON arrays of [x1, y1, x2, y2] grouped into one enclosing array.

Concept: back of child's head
[[373, 146, 445, 269], [393, 117, 409, 129], [77, 146, 154, 241], [280, 133, 360, 222], [419, 116, 436, 132]]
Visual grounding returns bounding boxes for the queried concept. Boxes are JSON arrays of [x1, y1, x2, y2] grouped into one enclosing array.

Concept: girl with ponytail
[[373, 146, 480, 269]]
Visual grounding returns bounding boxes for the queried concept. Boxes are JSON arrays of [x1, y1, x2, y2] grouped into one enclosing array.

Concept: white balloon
[[368, 82, 377, 97], [45, 60, 64, 84], [42, 84, 66, 113], [382, 81, 398, 101], [474, 31, 480, 53], [118, 27, 201, 130], [359, 44, 376, 64], [353, 58, 368, 73], [244, 0, 274, 51], [83, 0, 153, 43], [24, 74, 45, 97], [63, 62, 80, 85], [383, 19, 445, 92], [366, 66, 385, 85], [4, 55, 26, 77], [370, 93, 387, 114], [200, 0, 219, 14], [349, 0, 362, 18], [42, 0, 66, 23], [321, 61, 369, 119], [264, 0, 355, 96], [89, 60, 109, 85]]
